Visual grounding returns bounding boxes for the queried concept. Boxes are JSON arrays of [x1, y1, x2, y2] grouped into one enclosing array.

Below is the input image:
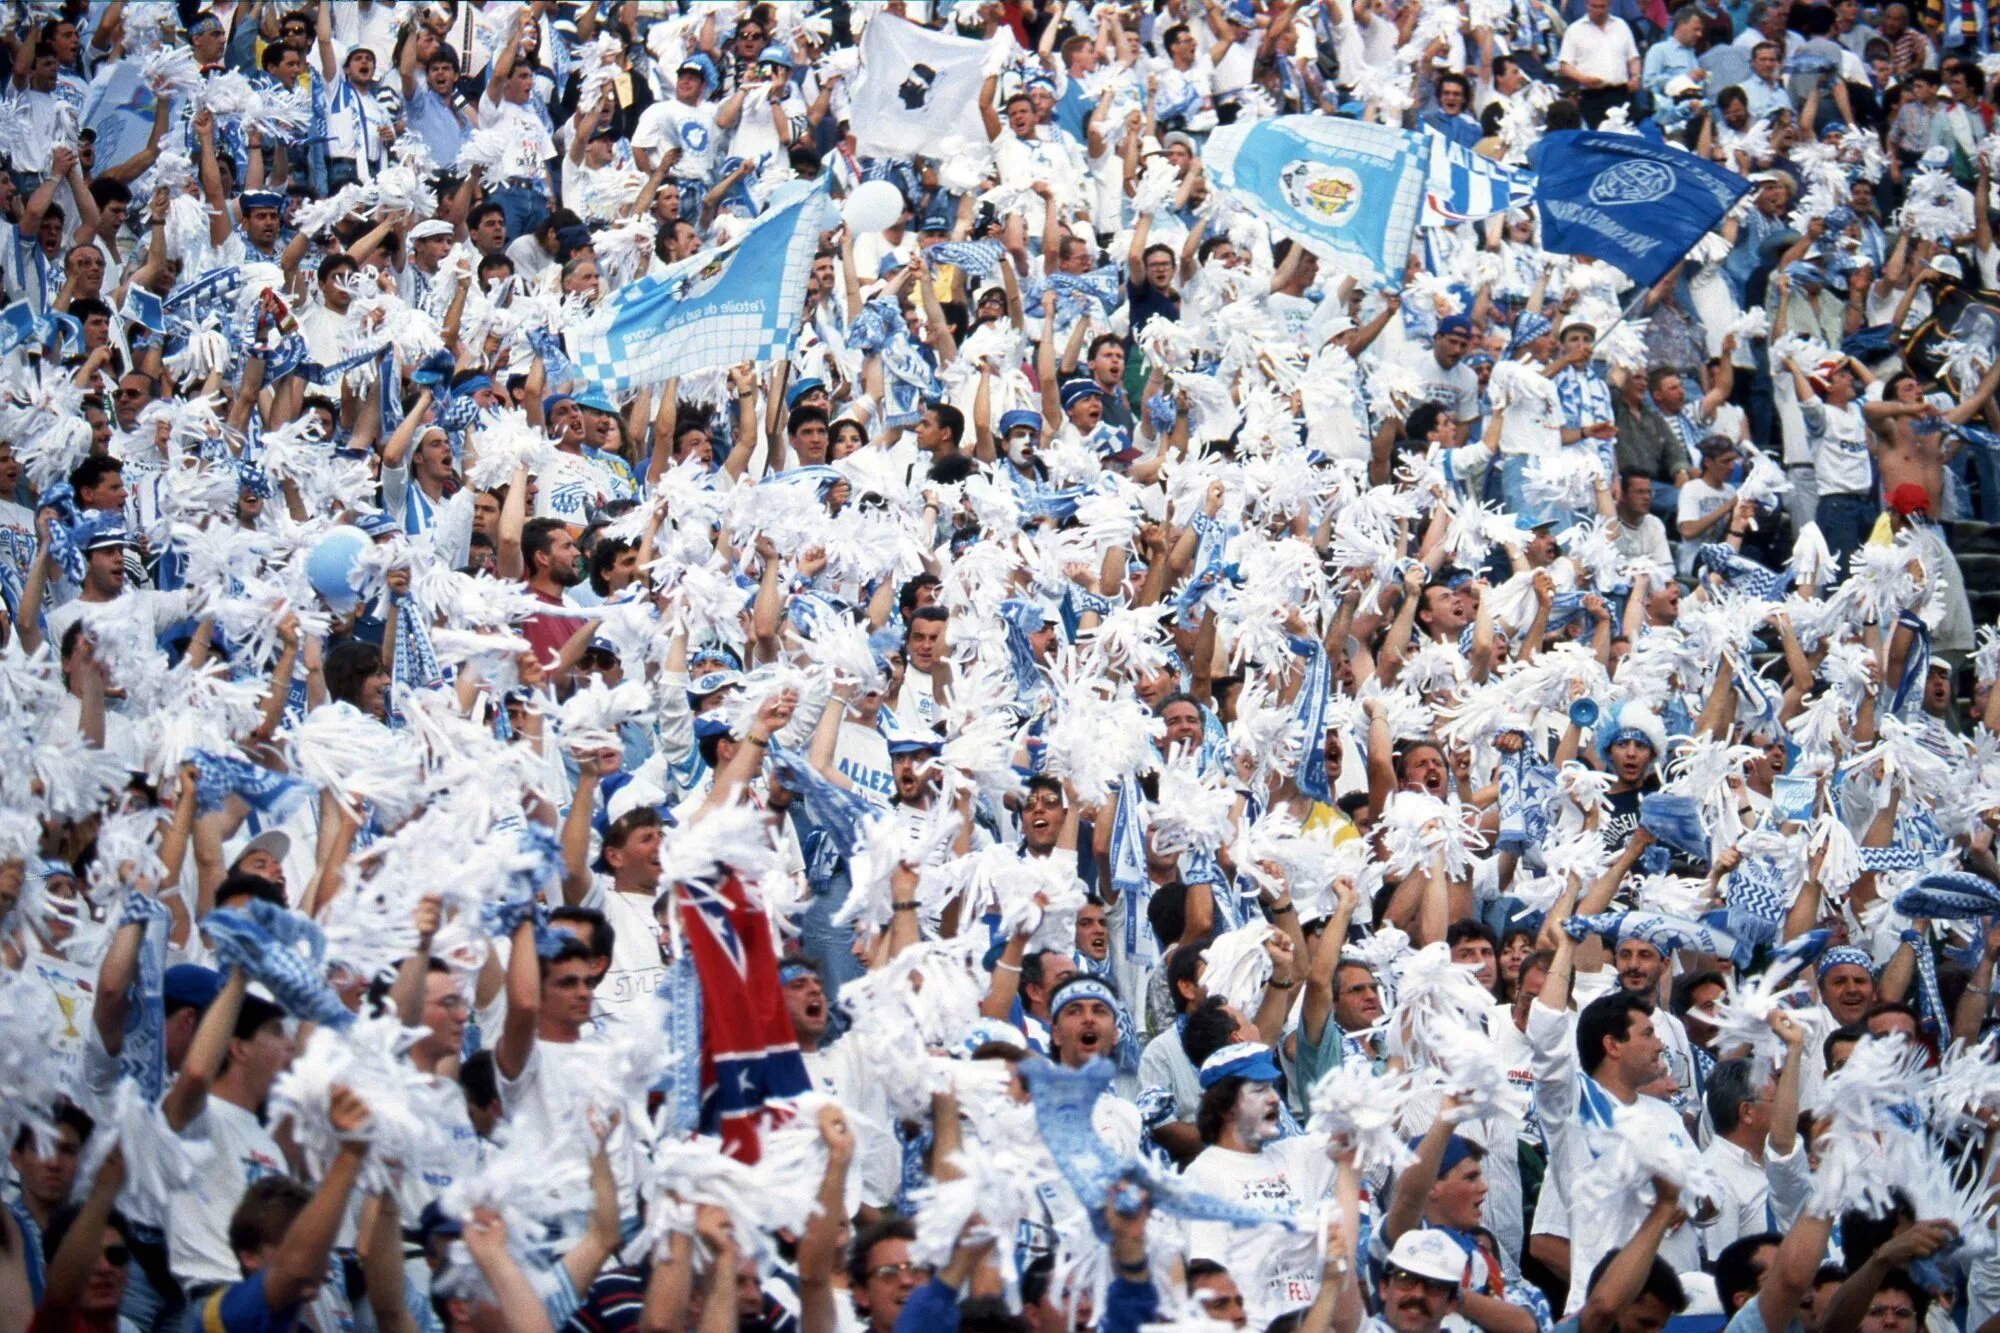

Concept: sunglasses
[[103, 1244, 130, 1267]]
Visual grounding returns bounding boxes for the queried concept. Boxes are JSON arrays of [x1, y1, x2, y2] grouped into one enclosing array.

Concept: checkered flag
[[567, 184, 826, 397]]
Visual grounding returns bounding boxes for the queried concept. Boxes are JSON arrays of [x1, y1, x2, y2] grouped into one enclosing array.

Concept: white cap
[[1384, 1230, 1470, 1287], [408, 219, 455, 242], [1930, 254, 1964, 280]]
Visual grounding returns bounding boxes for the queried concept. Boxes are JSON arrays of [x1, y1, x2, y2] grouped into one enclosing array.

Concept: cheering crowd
[[8, 2, 2000, 1333]]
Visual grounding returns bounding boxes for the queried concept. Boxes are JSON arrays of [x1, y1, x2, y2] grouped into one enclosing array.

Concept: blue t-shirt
[[200, 1272, 298, 1333]]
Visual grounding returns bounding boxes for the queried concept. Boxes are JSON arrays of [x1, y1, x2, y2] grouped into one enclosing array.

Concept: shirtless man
[[1864, 359, 2000, 510]]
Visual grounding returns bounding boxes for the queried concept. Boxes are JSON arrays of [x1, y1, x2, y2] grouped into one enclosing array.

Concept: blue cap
[[1059, 379, 1107, 410], [885, 727, 944, 755], [757, 44, 793, 67], [920, 210, 955, 232], [1226, 0, 1257, 22], [586, 637, 618, 657], [355, 511, 400, 538], [241, 190, 285, 214], [1407, 1133, 1480, 1176], [785, 377, 826, 408], [1436, 314, 1475, 340], [542, 393, 575, 418], [574, 388, 617, 415], [693, 715, 735, 742], [1198, 1040, 1283, 1087], [998, 408, 1042, 438], [416, 1201, 462, 1241], [164, 964, 224, 1009]]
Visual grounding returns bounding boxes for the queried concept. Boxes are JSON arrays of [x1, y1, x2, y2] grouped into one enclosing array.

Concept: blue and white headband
[[1816, 945, 1874, 978], [1049, 975, 1121, 1022]]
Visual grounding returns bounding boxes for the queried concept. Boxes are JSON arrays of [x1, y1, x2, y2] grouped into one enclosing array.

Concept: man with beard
[[1182, 1042, 1338, 1323], [518, 517, 587, 674]]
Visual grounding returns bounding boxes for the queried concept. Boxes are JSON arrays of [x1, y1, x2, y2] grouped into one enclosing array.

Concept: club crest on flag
[[1588, 159, 1676, 207], [672, 253, 731, 303], [1280, 161, 1362, 225]]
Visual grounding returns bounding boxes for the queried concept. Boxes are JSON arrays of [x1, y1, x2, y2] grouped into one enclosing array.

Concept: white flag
[[847, 14, 1002, 159]]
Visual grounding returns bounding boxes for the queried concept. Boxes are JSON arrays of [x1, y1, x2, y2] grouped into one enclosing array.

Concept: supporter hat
[[920, 208, 955, 233], [885, 726, 944, 755], [241, 190, 285, 214], [355, 511, 400, 538], [1435, 314, 1474, 340], [958, 1017, 1029, 1055], [1059, 379, 1107, 410], [688, 668, 742, 699], [693, 715, 736, 742], [1162, 131, 1197, 154], [1225, 0, 1257, 24], [555, 224, 594, 253], [575, 388, 618, 415], [1784, 261, 1826, 287], [188, 13, 224, 36], [785, 377, 827, 408], [81, 519, 134, 552], [408, 219, 455, 242], [1384, 1229, 1471, 1287], [163, 964, 225, 1009], [416, 1201, 463, 1243], [231, 830, 292, 871], [1197, 1041, 1283, 1087], [542, 393, 576, 417], [1816, 945, 1874, 978], [1556, 319, 1596, 341], [1887, 482, 1933, 517], [1928, 254, 1964, 281], [589, 122, 621, 142], [1405, 1133, 1480, 1176], [998, 408, 1042, 439], [756, 45, 793, 68]]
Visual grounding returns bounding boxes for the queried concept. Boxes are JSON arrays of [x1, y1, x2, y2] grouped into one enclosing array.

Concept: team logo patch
[[1279, 160, 1362, 225], [672, 253, 731, 302], [1587, 159, 1675, 206]]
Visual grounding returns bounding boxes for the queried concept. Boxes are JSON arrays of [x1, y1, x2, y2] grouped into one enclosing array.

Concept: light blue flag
[[82, 62, 160, 176], [565, 182, 827, 395], [1202, 116, 1426, 285], [1533, 132, 1750, 288], [1422, 129, 1535, 225]]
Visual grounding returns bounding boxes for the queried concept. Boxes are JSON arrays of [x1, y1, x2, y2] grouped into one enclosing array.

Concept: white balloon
[[842, 179, 906, 234]]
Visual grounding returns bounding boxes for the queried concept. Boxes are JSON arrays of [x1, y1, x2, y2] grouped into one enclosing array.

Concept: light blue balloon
[[306, 527, 368, 613]]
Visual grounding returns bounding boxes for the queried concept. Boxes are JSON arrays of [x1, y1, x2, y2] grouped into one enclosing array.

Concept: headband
[[1816, 945, 1874, 978], [1049, 976, 1120, 1022]]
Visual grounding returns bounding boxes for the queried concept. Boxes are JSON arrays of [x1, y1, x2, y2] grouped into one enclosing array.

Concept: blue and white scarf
[[203, 900, 355, 1031]]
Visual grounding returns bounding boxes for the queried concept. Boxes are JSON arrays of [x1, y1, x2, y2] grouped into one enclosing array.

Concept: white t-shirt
[[499, 1034, 643, 1217], [393, 1074, 486, 1222], [632, 97, 721, 178], [1182, 1133, 1338, 1320], [46, 588, 193, 660], [1615, 512, 1672, 565], [833, 721, 895, 806], [586, 882, 670, 1016], [1806, 397, 1872, 497], [1676, 477, 1735, 538], [172, 1097, 289, 1287], [1400, 346, 1482, 424]]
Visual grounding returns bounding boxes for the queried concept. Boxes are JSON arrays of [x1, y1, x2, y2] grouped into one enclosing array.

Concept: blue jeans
[[798, 874, 866, 1003], [1816, 491, 1878, 571], [486, 183, 549, 244], [1648, 481, 1681, 525]]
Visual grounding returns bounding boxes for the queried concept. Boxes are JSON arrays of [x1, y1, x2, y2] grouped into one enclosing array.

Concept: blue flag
[[1532, 132, 1750, 287], [565, 183, 827, 396], [1202, 116, 1426, 285], [1423, 129, 1535, 224]]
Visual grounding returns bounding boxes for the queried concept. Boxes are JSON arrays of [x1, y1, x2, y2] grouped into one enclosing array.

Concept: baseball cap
[[785, 377, 827, 408], [230, 830, 291, 871], [884, 725, 944, 755], [1929, 254, 1964, 280], [998, 408, 1042, 438], [163, 964, 224, 1010], [1436, 314, 1474, 340], [1887, 481, 1933, 517], [355, 511, 400, 538], [81, 521, 134, 552], [756, 45, 793, 67], [542, 392, 576, 418], [1385, 1229, 1471, 1287], [574, 388, 618, 415], [1198, 1041, 1283, 1087], [241, 190, 285, 214], [688, 668, 742, 699]]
